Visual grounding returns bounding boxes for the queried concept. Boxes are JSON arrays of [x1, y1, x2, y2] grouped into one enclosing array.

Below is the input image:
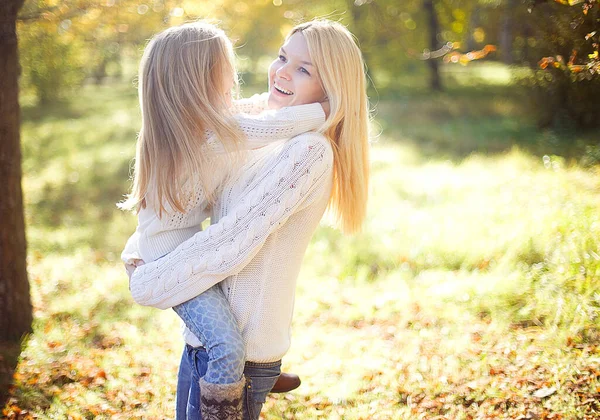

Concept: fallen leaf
[[533, 386, 556, 398]]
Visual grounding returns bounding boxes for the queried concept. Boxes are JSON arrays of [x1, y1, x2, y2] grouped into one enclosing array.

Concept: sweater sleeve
[[121, 230, 142, 265], [236, 103, 325, 148], [231, 92, 269, 115], [129, 133, 333, 309], [207, 103, 326, 154], [120, 174, 218, 264]]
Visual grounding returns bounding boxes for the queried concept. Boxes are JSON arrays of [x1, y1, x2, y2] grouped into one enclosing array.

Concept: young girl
[[119, 22, 326, 419]]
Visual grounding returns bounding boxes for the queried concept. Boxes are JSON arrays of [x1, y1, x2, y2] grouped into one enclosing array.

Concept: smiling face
[[268, 32, 326, 109]]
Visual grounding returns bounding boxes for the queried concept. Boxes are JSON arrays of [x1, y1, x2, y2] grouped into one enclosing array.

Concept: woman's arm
[[129, 133, 333, 309]]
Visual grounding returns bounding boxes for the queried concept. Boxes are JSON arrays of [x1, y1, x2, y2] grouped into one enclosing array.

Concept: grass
[[4, 66, 600, 419]]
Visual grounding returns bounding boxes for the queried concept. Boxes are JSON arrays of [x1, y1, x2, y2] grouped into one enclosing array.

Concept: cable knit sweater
[[129, 132, 334, 362], [121, 94, 325, 265]]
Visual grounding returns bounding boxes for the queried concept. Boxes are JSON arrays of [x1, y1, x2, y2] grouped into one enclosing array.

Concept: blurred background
[[17, 0, 600, 132], [5, 0, 600, 419]]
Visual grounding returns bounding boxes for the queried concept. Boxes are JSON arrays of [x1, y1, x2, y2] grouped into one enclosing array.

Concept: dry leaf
[[533, 386, 556, 398]]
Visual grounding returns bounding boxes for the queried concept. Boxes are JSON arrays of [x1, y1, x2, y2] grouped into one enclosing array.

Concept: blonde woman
[[120, 21, 329, 419], [128, 19, 370, 419]]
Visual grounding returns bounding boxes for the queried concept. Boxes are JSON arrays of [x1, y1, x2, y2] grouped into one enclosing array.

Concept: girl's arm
[[233, 103, 326, 149], [207, 103, 326, 153], [231, 92, 269, 115], [120, 181, 216, 265], [122, 230, 143, 265], [129, 133, 333, 309]]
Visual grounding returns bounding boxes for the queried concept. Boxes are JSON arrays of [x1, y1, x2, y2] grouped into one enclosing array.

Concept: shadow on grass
[[376, 83, 598, 162], [21, 100, 85, 123]]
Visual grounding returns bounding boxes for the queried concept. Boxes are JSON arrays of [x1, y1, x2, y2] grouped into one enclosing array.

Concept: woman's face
[[268, 32, 326, 110]]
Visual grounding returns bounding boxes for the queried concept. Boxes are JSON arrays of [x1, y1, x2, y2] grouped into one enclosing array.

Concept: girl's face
[[268, 32, 326, 110]]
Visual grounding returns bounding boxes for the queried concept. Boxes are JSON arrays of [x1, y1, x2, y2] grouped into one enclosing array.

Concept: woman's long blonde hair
[[290, 20, 370, 234], [119, 21, 242, 215]]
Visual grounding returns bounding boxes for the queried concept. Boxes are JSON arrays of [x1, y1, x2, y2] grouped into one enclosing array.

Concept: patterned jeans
[[176, 344, 282, 420], [172, 284, 245, 384]]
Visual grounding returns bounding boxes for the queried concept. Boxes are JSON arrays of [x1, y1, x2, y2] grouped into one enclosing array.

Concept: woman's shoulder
[[286, 131, 329, 147], [284, 132, 333, 165]]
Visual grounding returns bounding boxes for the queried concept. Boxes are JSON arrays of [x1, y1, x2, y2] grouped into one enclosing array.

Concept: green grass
[[4, 69, 600, 419]]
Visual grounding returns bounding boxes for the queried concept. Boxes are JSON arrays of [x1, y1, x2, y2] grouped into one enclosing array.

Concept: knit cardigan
[[128, 132, 334, 362]]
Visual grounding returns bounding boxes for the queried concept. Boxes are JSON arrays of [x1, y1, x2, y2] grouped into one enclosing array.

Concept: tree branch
[[18, 2, 98, 22]]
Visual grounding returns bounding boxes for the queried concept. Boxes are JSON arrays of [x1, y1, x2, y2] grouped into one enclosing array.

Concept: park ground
[[3, 63, 600, 419]]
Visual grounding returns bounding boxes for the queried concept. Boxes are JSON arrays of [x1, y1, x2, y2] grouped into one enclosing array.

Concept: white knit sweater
[[121, 94, 325, 265], [129, 132, 334, 362]]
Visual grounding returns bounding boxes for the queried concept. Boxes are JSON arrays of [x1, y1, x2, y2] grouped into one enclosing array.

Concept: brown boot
[[199, 377, 245, 420], [270, 372, 301, 393]]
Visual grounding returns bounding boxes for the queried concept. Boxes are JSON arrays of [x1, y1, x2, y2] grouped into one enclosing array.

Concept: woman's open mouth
[[273, 82, 294, 96]]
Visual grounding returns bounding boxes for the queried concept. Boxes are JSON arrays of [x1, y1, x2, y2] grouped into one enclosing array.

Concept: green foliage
[[520, 0, 600, 129], [519, 66, 600, 129], [18, 20, 85, 104], [15, 0, 486, 100], [17, 0, 600, 109]]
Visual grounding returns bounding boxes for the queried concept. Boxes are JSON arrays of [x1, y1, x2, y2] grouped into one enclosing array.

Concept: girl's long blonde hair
[[290, 20, 370, 234], [120, 21, 242, 215]]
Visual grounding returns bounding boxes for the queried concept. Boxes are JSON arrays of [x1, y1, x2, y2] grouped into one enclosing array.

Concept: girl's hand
[[125, 259, 145, 288]]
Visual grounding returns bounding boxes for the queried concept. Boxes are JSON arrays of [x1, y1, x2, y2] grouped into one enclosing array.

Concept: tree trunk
[[466, 7, 481, 52], [94, 59, 107, 85], [500, 0, 517, 64], [348, 0, 374, 84], [424, 0, 443, 91], [0, 0, 32, 406]]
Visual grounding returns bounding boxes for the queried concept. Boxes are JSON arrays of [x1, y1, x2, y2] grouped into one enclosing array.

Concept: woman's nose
[[276, 64, 291, 81]]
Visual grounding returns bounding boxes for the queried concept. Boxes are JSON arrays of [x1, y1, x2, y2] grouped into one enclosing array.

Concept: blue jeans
[[172, 285, 245, 384], [176, 345, 281, 420]]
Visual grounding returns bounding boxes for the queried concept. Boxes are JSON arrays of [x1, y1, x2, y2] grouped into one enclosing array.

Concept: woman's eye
[[278, 55, 287, 62], [299, 67, 310, 75]]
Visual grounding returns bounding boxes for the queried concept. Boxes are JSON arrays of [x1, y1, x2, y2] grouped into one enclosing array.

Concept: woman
[[128, 19, 370, 419], [119, 21, 328, 420]]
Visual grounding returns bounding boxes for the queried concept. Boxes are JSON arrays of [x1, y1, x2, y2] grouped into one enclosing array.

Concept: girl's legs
[[173, 285, 246, 420]]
